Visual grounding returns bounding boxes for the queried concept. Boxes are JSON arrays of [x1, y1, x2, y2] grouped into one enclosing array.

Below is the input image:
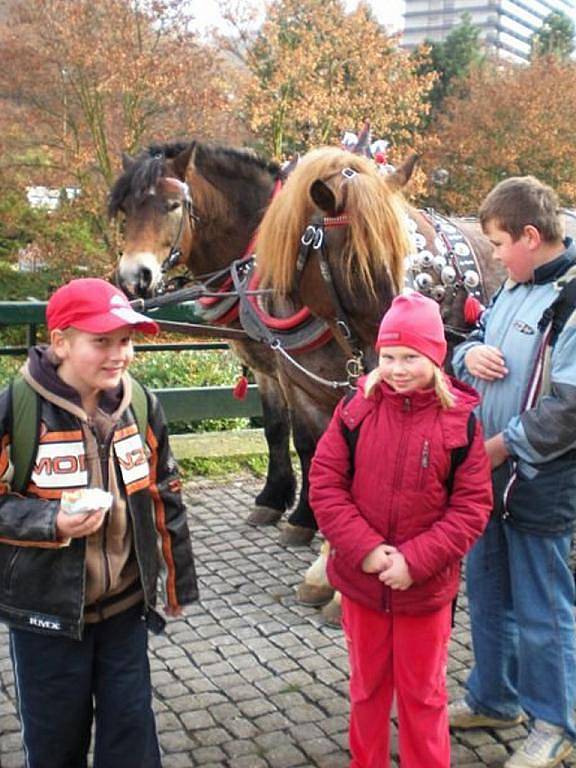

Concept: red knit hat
[[376, 292, 447, 366], [47, 278, 159, 335]]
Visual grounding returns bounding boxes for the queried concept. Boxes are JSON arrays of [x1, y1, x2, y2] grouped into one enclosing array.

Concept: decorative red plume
[[233, 374, 249, 400], [464, 295, 484, 326]]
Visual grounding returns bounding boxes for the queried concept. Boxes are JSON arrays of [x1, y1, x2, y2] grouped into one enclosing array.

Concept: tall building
[[402, 0, 576, 61]]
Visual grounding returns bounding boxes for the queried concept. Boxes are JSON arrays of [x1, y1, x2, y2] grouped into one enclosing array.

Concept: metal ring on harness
[[346, 352, 364, 382], [301, 225, 316, 246], [313, 228, 324, 250], [336, 319, 353, 340], [162, 248, 182, 273]]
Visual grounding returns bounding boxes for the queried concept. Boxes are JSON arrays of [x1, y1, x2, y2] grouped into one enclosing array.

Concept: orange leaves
[[0, 0, 237, 195], [242, 0, 434, 162], [424, 57, 576, 210]]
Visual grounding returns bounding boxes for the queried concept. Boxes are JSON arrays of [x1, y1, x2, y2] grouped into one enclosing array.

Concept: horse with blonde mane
[[111, 139, 500, 623], [255, 146, 500, 623]]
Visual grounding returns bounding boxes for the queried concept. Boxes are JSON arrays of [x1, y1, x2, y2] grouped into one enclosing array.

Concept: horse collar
[[404, 209, 484, 306]]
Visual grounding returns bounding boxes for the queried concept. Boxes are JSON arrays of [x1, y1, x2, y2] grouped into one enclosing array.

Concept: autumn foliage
[[0, 0, 240, 195], [424, 55, 576, 211], [2, 0, 576, 276], [243, 0, 436, 166]]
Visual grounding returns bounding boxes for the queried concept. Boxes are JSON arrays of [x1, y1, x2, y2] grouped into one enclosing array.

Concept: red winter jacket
[[309, 375, 492, 615]]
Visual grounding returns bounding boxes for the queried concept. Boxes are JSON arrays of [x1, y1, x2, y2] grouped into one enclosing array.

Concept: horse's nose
[[137, 267, 153, 297]]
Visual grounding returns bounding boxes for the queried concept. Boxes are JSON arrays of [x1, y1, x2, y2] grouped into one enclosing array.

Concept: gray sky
[[192, 0, 405, 35]]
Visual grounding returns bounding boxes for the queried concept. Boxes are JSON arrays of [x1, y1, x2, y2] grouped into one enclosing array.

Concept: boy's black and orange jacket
[[0, 346, 198, 639]]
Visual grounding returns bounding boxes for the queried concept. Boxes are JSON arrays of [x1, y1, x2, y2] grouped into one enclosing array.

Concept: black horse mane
[[108, 140, 280, 217]]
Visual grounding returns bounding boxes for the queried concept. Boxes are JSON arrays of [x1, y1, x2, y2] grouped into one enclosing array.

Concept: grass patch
[[178, 454, 268, 480]]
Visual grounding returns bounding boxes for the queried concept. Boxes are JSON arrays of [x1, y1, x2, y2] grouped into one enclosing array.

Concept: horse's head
[[110, 142, 281, 298], [108, 143, 201, 297], [257, 148, 416, 339]]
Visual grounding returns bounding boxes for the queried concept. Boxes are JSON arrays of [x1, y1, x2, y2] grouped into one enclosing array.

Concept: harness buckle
[[162, 248, 181, 273], [336, 320, 352, 340], [342, 167, 357, 180], [301, 225, 316, 246], [346, 351, 364, 381], [312, 228, 324, 250]]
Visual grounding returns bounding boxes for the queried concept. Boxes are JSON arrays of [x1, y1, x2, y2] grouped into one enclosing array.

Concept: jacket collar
[[534, 238, 576, 284]]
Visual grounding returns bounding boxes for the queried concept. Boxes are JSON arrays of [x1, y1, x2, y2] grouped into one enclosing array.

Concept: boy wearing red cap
[[310, 292, 492, 768], [0, 278, 198, 768]]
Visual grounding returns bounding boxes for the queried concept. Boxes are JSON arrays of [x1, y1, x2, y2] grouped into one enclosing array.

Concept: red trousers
[[341, 597, 452, 768]]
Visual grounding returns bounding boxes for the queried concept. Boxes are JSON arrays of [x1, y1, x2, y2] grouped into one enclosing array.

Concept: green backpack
[[8, 375, 148, 493]]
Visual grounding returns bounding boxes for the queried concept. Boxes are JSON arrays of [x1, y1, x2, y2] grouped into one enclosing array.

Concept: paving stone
[[158, 730, 196, 753], [190, 745, 226, 764], [180, 709, 217, 731]]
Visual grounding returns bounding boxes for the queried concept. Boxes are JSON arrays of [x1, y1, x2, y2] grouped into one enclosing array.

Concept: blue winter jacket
[[452, 240, 576, 534]]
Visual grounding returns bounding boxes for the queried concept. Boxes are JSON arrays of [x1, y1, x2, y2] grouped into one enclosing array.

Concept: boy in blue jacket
[[450, 177, 576, 768]]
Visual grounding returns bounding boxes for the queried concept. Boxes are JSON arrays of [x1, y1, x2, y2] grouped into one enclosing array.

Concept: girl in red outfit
[[309, 293, 492, 768]]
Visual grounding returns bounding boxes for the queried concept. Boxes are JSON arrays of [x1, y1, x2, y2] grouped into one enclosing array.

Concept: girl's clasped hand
[[361, 543, 414, 591]]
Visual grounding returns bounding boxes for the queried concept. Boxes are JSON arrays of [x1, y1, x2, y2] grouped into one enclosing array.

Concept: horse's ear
[[310, 180, 338, 216], [387, 152, 419, 190], [122, 152, 135, 171], [172, 142, 198, 180], [281, 153, 299, 180]]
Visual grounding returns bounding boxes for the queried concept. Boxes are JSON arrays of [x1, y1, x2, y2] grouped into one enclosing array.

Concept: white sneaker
[[505, 720, 573, 768], [449, 698, 527, 729]]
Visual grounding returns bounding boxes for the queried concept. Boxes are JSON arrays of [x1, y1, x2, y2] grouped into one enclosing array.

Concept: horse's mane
[[256, 147, 410, 297], [108, 140, 280, 217], [108, 142, 187, 216]]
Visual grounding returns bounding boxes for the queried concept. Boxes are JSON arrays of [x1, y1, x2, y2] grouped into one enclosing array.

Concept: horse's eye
[[165, 200, 181, 213]]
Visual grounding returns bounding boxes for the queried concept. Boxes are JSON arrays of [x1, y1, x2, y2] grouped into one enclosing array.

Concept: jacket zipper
[[419, 439, 430, 490], [88, 421, 114, 598], [3, 548, 20, 593], [384, 396, 412, 611], [502, 464, 516, 520]]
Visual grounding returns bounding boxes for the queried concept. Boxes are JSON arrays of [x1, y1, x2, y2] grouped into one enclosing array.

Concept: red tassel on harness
[[233, 375, 249, 400], [464, 295, 484, 326]]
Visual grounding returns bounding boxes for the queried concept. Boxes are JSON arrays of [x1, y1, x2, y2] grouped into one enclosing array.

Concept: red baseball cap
[[46, 278, 159, 335]]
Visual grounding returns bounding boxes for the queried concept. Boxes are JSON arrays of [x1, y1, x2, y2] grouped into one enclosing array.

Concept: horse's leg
[[295, 542, 341, 627], [245, 372, 296, 526], [296, 540, 334, 606], [320, 590, 342, 627], [278, 407, 319, 547]]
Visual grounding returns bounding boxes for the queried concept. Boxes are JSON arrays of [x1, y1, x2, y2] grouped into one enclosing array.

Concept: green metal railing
[[0, 300, 263, 422]]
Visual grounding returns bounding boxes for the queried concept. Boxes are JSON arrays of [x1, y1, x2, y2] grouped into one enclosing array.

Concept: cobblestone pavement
[[1, 475, 575, 767]]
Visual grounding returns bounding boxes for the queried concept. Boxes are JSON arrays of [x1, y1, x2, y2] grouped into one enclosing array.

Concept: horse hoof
[[296, 583, 334, 607], [245, 506, 284, 526], [321, 598, 342, 628], [278, 523, 315, 548]]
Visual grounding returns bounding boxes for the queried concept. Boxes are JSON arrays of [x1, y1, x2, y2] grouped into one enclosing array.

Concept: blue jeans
[[9, 603, 161, 768], [465, 515, 576, 739]]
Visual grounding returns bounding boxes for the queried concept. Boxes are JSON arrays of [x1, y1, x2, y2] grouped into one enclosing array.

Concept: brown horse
[[110, 141, 502, 617], [110, 142, 409, 549]]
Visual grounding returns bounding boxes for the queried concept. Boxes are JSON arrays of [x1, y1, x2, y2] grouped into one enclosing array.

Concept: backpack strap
[[129, 375, 149, 447], [446, 411, 476, 496], [340, 390, 360, 475], [9, 376, 41, 494], [537, 267, 576, 345]]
